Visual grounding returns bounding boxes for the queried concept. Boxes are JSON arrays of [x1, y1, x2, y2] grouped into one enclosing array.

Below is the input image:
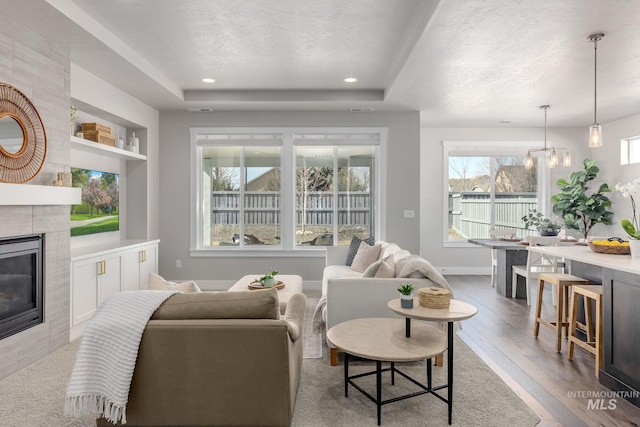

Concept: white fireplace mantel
[[0, 182, 81, 205]]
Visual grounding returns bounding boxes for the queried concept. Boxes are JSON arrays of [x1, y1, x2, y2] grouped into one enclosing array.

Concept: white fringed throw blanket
[[64, 290, 178, 424]]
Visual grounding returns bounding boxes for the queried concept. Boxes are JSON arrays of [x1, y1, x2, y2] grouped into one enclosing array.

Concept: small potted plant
[[522, 209, 561, 236], [70, 104, 78, 135], [397, 283, 414, 308], [258, 269, 279, 287]]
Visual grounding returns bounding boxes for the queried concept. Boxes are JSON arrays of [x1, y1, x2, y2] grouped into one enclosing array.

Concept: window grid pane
[[295, 145, 375, 246], [447, 155, 538, 241]]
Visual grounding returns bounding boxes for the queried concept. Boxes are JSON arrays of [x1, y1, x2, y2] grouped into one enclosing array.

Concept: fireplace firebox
[[0, 234, 44, 340]]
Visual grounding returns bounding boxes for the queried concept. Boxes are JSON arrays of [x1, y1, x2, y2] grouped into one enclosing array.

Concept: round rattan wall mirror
[[0, 83, 47, 183]]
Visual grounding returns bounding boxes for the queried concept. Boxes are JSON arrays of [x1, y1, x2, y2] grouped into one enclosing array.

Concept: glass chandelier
[[525, 105, 571, 169], [588, 33, 604, 148]]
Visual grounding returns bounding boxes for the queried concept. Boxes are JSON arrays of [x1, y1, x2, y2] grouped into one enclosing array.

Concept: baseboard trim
[[436, 267, 491, 275]]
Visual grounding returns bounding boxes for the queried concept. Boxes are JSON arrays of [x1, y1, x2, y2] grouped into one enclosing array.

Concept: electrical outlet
[[403, 210, 415, 219], [175, 259, 182, 268]]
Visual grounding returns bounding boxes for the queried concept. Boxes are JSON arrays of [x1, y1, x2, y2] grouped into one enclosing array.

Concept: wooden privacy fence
[[449, 192, 539, 238], [211, 191, 371, 225]]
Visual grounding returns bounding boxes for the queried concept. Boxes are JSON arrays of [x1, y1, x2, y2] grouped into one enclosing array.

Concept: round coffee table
[[387, 298, 478, 425], [327, 317, 447, 426]]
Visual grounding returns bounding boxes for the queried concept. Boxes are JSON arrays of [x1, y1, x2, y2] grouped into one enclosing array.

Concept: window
[[202, 143, 282, 247], [621, 135, 640, 165], [443, 141, 550, 245], [191, 128, 384, 254], [295, 142, 376, 246]]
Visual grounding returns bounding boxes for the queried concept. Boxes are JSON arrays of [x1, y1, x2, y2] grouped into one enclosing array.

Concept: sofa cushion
[[148, 272, 201, 293], [151, 288, 280, 320], [362, 255, 396, 278], [350, 242, 381, 272], [321, 265, 361, 296], [345, 236, 375, 266]]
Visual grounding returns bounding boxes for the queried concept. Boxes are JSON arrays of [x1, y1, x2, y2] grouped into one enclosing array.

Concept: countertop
[[527, 245, 640, 275]]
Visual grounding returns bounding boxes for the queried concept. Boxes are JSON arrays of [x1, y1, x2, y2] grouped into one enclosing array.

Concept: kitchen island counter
[[528, 244, 640, 407]]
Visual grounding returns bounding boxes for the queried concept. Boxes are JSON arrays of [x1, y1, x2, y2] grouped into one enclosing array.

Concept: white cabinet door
[[71, 258, 99, 326], [138, 243, 158, 289], [97, 253, 122, 304], [123, 242, 158, 291], [72, 253, 124, 327], [122, 248, 142, 291]]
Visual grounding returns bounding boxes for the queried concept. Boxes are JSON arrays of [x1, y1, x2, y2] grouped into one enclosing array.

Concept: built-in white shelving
[[70, 136, 146, 161]]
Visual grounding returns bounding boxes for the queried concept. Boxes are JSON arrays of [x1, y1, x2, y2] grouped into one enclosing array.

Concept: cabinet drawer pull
[[139, 250, 147, 262], [97, 260, 106, 275]]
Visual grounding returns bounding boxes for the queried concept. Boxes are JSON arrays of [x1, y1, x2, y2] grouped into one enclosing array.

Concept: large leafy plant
[[551, 159, 613, 240]]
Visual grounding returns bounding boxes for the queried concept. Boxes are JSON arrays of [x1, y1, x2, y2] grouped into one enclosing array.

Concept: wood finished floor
[[447, 275, 640, 427]]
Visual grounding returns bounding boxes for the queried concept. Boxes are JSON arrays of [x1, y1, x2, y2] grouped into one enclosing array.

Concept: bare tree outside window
[[211, 166, 237, 191]]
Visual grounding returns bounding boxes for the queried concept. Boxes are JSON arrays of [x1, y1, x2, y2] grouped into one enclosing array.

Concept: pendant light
[[525, 105, 571, 169], [588, 33, 604, 148]]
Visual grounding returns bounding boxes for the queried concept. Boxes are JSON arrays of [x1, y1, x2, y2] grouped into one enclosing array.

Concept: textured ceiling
[[5, 0, 640, 127]]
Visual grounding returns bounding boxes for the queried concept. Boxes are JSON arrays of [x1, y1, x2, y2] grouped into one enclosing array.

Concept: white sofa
[[314, 240, 452, 365]]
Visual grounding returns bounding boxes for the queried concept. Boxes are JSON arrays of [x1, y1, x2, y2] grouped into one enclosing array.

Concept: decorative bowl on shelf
[[588, 238, 630, 255]]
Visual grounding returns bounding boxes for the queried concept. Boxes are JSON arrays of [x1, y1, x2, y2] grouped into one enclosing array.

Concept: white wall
[[158, 110, 420, 286], [419, 126, 590, 273], [588, 112, 640, 237]]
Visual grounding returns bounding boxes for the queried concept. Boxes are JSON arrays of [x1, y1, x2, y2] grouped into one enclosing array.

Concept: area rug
[[0, 316, 539, 427]]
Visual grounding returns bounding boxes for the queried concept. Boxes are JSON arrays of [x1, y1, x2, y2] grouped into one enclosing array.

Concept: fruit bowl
[[588, 238, 630, 255]]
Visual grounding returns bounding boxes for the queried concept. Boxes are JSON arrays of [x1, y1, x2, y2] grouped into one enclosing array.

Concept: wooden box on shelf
[[83, 131, 116, 147], [81, 122, 111, 134]]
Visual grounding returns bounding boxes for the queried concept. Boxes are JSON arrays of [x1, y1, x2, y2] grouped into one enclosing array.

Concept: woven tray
[[248, 280, 285, 290], [588, 242, 630, 255], [418, 287, 451, 309]]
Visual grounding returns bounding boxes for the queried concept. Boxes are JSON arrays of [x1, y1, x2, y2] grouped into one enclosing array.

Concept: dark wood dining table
[[467, 238, 528, 298]]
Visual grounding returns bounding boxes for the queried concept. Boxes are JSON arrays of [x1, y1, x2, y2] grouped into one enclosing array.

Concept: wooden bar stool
[[568, 285, 603, 378], [534, 273, 589, 352]]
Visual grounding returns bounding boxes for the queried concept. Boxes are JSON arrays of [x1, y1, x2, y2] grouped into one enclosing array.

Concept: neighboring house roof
[[448, 175, 490, 192], [246, 168, 280, 191]]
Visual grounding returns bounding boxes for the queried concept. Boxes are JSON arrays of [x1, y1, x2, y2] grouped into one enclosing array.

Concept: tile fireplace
[[0, 234, 44, 340]]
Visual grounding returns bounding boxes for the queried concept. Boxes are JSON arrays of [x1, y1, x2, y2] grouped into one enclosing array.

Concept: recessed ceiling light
[[350, 108, 375, 113], [202, 78, 215, 83], [344, 77, 357, 83], [500, 120, 511, 124]]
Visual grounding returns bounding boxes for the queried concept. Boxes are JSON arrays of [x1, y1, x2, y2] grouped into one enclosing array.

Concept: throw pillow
[[350, 241, 382, 273], [346, 235, 376, 266], [148, 272, 201, 293], [362, 255, 396, 278]]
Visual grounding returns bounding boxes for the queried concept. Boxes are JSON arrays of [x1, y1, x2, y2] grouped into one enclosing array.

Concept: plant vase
[[400, 294, 414, 309], [262, 277, 275, 287], [540, 229, 559, 237], [630, 240, 640, 259]]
